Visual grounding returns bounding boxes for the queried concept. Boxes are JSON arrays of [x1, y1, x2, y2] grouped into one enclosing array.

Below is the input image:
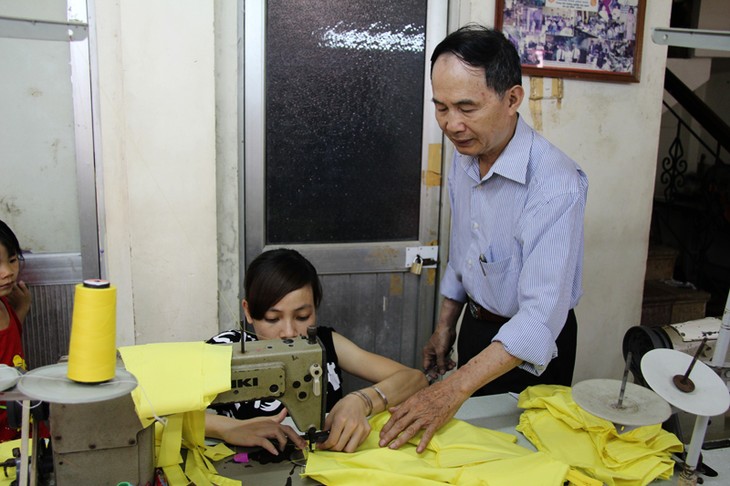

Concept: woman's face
[[244, 285, 317, 340], [0, 243, 20, 298]]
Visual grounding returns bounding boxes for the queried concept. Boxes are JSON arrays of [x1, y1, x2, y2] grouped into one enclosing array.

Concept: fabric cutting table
[[214, 393, 729, 485]]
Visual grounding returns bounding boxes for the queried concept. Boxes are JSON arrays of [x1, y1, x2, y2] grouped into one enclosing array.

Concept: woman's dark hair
[[244, 248, 323, 320], [0, 220, 23, 261], [430, 24, 522, 96]]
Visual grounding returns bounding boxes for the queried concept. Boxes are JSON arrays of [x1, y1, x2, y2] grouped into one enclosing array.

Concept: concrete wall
[[0, 0, 80, 253], [93, 0, 672, 382]]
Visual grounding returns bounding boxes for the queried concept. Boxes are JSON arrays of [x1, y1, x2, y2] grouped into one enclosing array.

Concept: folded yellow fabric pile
[[119, 342, 239, 486], [303, 411, 600, 485], [516, 384, 684, 486]]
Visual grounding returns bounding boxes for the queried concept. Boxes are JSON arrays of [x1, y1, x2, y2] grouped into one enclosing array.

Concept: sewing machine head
[[211, 326, 328, 442]]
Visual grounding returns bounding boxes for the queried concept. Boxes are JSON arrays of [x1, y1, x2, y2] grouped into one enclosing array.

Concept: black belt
[[467, 300, 510, 324]]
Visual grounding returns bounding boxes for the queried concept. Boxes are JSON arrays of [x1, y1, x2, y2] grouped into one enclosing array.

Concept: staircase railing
[[655, 68, 730, 314], [660, 68, 728, 202]]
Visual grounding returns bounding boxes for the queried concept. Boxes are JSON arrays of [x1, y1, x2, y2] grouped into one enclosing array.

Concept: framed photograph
[[496, 0, 645, 82]]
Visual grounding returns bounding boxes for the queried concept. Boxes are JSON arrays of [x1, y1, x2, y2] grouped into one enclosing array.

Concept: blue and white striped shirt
[[441, 116, 588, 375]]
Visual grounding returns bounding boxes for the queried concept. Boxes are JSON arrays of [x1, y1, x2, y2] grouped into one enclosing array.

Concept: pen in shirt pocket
[[478, 253, 487, 276], [479, 246, 494, 276]]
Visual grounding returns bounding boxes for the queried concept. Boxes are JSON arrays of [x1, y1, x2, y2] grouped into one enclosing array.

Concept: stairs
[[641, 245, 711, 327]]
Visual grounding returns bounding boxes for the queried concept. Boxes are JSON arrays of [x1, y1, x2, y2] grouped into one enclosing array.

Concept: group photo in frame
[[496, 0, 645, 82]]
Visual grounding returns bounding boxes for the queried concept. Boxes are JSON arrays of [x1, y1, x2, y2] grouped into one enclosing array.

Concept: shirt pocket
[[480, 255, 519, 313], [481, 255, 513, 276]]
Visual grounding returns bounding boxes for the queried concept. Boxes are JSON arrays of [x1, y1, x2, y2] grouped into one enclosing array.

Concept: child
[[0, 220, 31, 441], [206, 249, 428, 454]]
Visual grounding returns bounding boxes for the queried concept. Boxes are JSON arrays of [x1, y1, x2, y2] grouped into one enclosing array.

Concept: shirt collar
[[457, 115, 531, 185]]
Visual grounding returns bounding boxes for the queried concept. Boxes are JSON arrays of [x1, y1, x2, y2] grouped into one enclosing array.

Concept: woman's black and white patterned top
[[206, 326, 344, 419]]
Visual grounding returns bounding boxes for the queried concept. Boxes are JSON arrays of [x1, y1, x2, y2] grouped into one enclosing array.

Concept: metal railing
[[660, 68, 728, 202], [654, 68, 730, 313]]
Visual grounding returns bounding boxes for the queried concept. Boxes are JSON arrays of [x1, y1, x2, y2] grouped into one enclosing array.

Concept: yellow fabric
[[119, 342, 232, 427], [303, 411, 600, 486], [119, 342, 239, 486], [516, 384, 684, 486], [0, 439, 32, 485]]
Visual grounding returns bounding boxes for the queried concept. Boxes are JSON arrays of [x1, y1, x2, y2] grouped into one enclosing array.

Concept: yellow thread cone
[[67, 281, 117, 383]]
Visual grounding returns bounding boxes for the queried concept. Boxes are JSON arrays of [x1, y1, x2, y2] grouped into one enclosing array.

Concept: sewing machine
[[211, 326, 328, 442], [45, 329, 328, 485]]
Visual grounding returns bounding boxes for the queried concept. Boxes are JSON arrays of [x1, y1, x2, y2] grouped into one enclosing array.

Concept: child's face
[[0, 243, 20, 298], [245, 285, 317, 340]]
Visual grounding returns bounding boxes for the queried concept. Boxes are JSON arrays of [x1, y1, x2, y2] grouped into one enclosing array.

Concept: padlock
[[410, 255, 423, 275]]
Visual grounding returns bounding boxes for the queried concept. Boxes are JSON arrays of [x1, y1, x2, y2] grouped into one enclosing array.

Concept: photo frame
[[496, 0, 645, 83]]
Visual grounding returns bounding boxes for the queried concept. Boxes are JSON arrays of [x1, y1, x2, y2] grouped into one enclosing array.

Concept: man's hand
[[422, 326, 456, 382], [382, 342, 522, 453], [378, 379, 468, 453], [422, 298, 463, 381]]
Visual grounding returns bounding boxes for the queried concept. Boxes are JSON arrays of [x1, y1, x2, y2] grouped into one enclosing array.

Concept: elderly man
[[379, 25, 588, 453]]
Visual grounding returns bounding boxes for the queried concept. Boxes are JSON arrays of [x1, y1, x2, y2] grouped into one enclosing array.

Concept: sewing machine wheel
[[622, 326, 672, 387]]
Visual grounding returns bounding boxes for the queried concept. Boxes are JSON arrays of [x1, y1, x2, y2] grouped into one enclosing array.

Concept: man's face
[[431, 53, 522, 168]]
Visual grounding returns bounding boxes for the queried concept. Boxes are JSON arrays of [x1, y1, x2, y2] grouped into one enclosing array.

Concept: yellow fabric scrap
[[119, 342, 231, 427], [303, 411, 600, 486], [516, 384, 683, 486], [119, 342, 239, 486]]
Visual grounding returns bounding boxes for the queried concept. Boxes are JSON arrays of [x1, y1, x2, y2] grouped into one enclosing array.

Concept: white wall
[[94, 0, 672, 384], [94, 0, 218, 344]]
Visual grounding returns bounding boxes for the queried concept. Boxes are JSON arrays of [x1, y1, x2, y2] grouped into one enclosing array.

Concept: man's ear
[[507, 85, 525, 111]]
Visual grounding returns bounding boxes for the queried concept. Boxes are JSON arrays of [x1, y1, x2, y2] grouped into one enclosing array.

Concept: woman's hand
[[317, 393, 371, 453], [206, 408, 307, 455], [7, 280, 31, 323]]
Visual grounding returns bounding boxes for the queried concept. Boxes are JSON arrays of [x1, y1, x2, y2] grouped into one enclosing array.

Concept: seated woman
[[206, 249, 428, 454]]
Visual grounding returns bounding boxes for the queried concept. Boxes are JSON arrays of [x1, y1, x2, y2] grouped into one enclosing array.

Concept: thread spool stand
[[18, 279, 137, 404], [641, 345, 730, 485], [10, 280, 138, 485], [572, 351, 672, 428]]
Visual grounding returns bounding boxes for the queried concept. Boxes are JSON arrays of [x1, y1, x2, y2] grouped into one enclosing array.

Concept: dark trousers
[[457, 308, 577, 396]]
